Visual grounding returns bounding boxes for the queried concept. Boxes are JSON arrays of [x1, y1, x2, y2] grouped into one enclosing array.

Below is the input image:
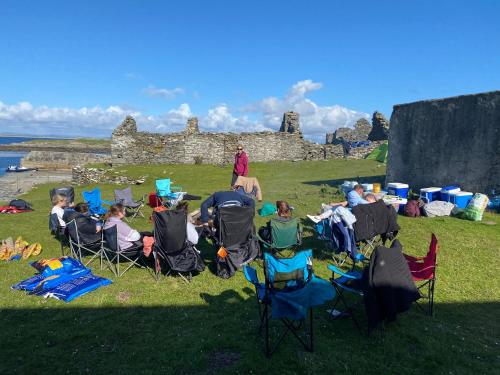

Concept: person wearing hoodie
[[231, 143, 248, 187]]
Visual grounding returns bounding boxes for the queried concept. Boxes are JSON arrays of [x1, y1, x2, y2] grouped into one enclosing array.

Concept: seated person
[[51, 194, 68, 228], [103, 204, 145, 250], [307, 192, 376, 223], [258, 200, 292, 242], [176, 201, 199, 245], [63, 203, 102, 244], [347, 184, 374, 208], [200, 190, 255, 226]]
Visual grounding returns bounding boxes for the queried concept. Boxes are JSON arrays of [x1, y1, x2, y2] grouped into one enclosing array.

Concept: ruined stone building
[[111, 111, 384, 165], [386, 91, 500, 193]]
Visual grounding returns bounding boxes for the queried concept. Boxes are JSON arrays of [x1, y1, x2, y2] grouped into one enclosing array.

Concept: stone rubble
[[72, 166, 147, 186]]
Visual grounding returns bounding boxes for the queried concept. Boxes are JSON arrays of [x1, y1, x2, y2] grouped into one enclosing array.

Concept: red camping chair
[[403, 233, 438, 316]]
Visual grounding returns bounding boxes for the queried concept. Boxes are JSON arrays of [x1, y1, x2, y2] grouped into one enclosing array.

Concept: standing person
[[341, 137, 351, 159], [232, 144, 248, 187]]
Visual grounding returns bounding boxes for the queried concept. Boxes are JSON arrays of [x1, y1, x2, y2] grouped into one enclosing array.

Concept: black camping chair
[[49, 213, 67, 256], [103, 225, 144, 277], [50, 187, 75, 205], [352, 200, 400, 261], [214, 206, 259, 279], [152, 210, 204, 283], [66, 219, 103, 267], [114, 187, 146, 221]]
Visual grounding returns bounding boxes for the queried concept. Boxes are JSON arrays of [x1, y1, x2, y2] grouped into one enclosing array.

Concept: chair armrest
[[327, 264, 360, 279], [404, 253, 424, 262], [256, 232, 273, 248]]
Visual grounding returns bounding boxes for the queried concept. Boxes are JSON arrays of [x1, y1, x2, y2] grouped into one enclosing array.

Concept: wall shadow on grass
[[302, 175, 386, 188], [1, 297, 498, 374]]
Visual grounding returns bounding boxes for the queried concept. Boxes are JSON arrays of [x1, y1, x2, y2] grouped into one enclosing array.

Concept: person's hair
[[74, 202, 89, 213], [52, 194, 67, 206], [237, 143, 243, 150], [353, 184, 364, 191], [177, 201, 189, 212], [276, 200, 291, 218], [365, 193, 377, 202], [104, 203, 126, 220]]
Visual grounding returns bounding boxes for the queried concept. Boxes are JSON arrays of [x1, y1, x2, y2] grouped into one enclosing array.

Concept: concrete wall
[[386, 91, 500, 193]]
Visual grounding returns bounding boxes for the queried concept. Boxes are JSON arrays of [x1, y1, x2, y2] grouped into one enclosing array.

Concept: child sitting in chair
[[258, 200, 293, 243]]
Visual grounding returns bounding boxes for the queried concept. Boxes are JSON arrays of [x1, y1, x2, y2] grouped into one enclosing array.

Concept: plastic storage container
[[387, 183, 410, 198], [449, 191, 473, 208], [440, 186, 460, 202], [420, 187, 441, 203], [362, 183, 373, 192], [340, 181, 358, 194]]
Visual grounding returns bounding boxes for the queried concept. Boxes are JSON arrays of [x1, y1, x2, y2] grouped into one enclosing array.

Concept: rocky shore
[[0, 170, 72, 203], [0, 139, 110, 153]]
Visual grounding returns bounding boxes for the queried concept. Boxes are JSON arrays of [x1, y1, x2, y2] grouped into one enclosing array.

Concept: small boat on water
[[5, 165, 38, 173]]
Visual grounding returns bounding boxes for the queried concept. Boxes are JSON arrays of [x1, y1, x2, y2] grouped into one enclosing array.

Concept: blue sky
[[0, 0, 499, 141]]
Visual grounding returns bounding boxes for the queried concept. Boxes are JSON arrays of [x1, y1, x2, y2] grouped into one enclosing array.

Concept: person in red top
[[232, 143, 248, 186]]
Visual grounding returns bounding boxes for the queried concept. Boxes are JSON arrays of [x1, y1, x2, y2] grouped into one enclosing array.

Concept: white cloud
[[0, 79, 370, 142], [0, 101, 190, 137], [143, 85, 185, 100]]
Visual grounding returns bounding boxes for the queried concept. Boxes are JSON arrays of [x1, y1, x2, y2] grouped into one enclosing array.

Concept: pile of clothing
[[0, 236, 42, 261], [12, 257, 112, 302]]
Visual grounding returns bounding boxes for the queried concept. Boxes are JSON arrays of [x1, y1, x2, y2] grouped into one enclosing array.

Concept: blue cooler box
[[420, 187, 441, 203], [440, 186, 460, 202], [387, 183, 409, 198], [449, 191, 473, 208]]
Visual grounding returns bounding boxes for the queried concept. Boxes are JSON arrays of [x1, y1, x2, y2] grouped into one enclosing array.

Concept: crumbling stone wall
[[386, 91, 500, 193], [111, 112, 378, 165], [21, 151, 110, 170]]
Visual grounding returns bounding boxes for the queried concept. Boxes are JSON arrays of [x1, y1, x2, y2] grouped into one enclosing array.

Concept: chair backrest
[[114, 187, 133, 205], [155, 179, 172, 198], [270, 217, 299, 249], [423, 233, 438, 268], [264, 249, 312, 289], [49, 213, 60, 232], [83, 188, 104, 214], [216, 206, 254, 248], [103, 225, 119, 252], [50, 186, 75, 205], [153, 210, 187, 254]]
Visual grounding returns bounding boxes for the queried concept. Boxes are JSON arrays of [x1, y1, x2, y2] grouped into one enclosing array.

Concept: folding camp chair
[[103, 225, 144, 277], [152, 210, 204, 282], [327, 264, 365, 333], [155, 178, 184, 208], [244, 250, 335, 357], [257, 217, 302, 256], [83, 188, 113, 216], [403, 233, 438, 316], [214, 205, 259, 279], [114, 187, 145, 221], [50, 186, 75, 205], [66, 219, 103, 267], [315, 218, 364, 268], [49, 213, 67, 256]]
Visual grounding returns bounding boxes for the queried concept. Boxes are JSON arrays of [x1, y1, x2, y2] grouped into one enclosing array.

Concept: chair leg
[[264, 304, 270, 358]]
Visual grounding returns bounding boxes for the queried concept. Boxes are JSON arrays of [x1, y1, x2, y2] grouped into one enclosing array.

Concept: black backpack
[[9, 199, 33, 211]]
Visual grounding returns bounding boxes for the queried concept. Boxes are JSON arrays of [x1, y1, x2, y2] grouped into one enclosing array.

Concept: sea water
[[0, 137, 50, 177]]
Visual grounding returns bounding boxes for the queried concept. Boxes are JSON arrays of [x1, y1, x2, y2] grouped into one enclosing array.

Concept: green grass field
[[1, 159, 498, 374]]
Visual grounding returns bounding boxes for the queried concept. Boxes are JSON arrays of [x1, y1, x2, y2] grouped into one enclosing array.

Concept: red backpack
[[405, 200, 421, 217]]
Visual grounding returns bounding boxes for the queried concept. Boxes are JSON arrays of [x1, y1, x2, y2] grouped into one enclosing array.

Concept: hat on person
[[258, 202, 276, 217]]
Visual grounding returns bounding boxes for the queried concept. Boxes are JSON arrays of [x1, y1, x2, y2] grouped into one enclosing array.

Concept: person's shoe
[[307, 215, 321, 223]]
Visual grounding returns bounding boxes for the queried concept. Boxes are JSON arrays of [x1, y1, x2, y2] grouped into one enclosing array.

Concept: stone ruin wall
[[386, 91, 500, 194], [111, 112, 380, 166]]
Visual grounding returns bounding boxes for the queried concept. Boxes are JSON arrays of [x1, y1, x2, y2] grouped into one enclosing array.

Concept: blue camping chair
[[82, 188, 113, 216], [327, 264, 365, 333], [315, 218, 365, 267], [155, 178, 184, 207], [244, 249, 335, 357]]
